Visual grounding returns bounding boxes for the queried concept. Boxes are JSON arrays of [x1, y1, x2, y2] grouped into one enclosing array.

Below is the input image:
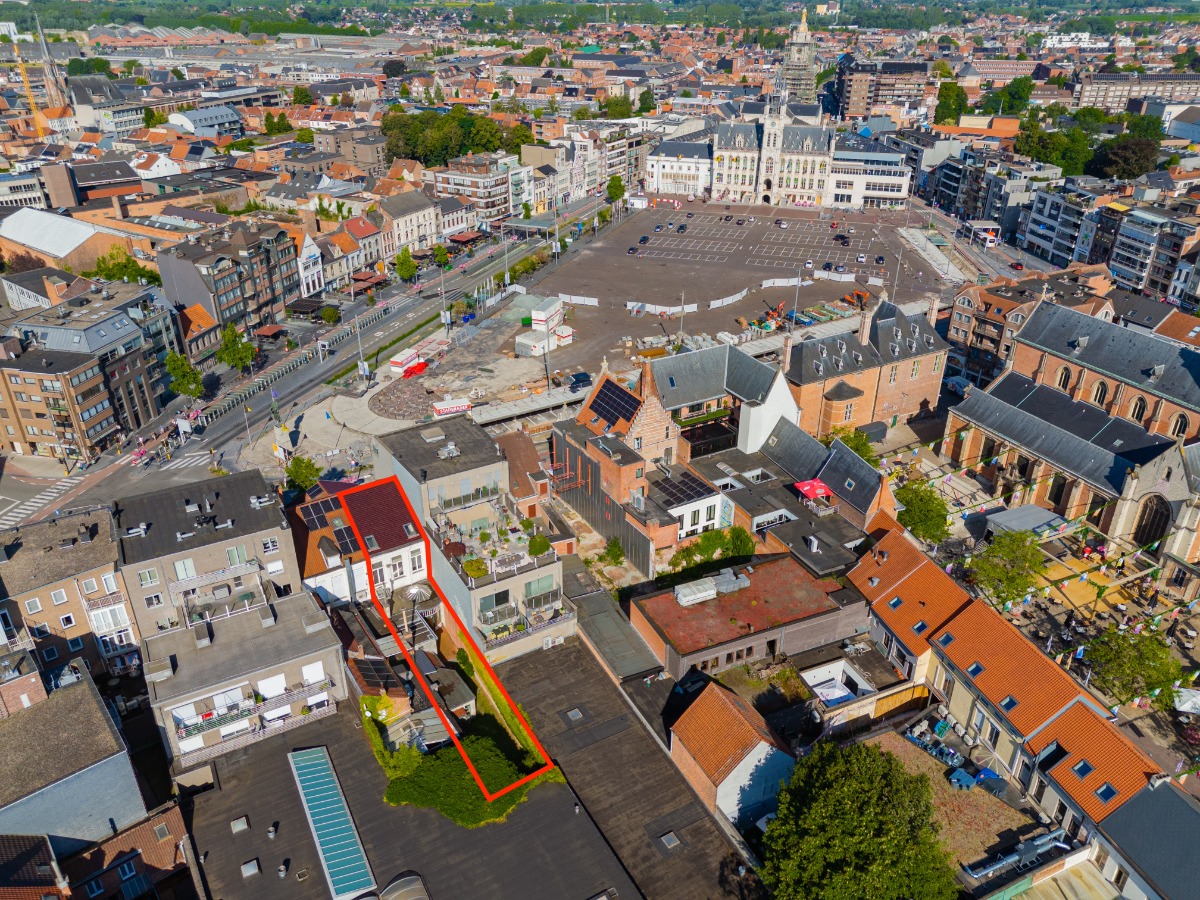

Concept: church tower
[[36, 15, 67, 111], [782, 9, 818, 105]]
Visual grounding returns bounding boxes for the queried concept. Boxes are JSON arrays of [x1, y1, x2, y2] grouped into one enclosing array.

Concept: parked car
[[848, 227, 856, 234], [875, 255, 886, 264], [724, 215, 733, 222], [627, 247, 638, 254], [654, 224, 663, 232], [568, 372, 593, 393], [677, 224, 687, 233], [779, 221, 789, 229], [857, 254, 866, 263], [774, 219, 783, 226], [835, 264, 846, 272], [1011, 262, 1024, 270], [822, 261, 833, 271], [639, 235, 650, 244], [736, 219, 745, 225], [686, 212, 694, 218], [804, 259, 814, 269], [666, 221, 674, 229]]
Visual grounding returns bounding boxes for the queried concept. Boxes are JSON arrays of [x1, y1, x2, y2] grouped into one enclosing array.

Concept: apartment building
[[836, 58, 930, 120], [1019, 180, 1118, 268], [879, 130, 964, 196], [157, 220, 300, 330], [0, 172, 47, 209], [1073, 72, 1200, 113], [313, 127, 389, 177], [379, 190, 440, 256], [645, 140, 714, 196], [114, 472, 302, 638], [10, 279, 179, 435], [0, 510, 139, 678], [431, 151, 526, 226], [1108, 208, 1200, 298], [830, 135, 911, 209]]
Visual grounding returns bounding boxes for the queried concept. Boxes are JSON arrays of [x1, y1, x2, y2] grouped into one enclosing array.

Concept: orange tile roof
[[178, 303, 217, 340], [671, 682, 788, 785], [329, 231, 360, 255], [574, 373, 641, 436], [62, 805, 187, 884], [931, 601, 1084, 737], [1153, 309, 1200, 348], [1025, 702, 1158, 823]]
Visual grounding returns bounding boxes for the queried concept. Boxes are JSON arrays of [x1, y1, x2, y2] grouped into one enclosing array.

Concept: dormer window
[[888, 596, 902, 609], [967, 662, 985, 678]]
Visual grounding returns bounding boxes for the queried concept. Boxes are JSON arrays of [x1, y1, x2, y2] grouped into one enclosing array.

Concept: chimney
[[779, 329, 794, 374], [111, 194, 126, 220], [858, 299, 872, 347], [926, 294, 938, 327]]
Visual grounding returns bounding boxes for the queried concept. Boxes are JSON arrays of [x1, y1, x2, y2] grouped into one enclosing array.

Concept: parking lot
[[525, 202, 943, 374]]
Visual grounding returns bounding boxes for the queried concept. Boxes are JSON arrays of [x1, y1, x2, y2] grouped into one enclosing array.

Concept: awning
[[449, 230, 484, 243], [351, 272, 386, 285], [254, 325, 285, 338], [856, 421, 888, 443], [985, 505, 1071, 539], [795, 478, 832, 500], [1175, 688, 1200, 715]]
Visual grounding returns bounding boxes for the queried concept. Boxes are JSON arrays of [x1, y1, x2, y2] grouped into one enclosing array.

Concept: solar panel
[[302, 496, 343, 529], [333, 526, 359, 554], [353, 657, 399, 691], [289, 748, 376, 900], [588, 380, 641, 428], [654, 471, 714, 507]]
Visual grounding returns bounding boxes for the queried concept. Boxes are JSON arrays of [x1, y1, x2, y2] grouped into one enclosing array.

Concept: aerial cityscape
[[0, 0, 1199, 897]]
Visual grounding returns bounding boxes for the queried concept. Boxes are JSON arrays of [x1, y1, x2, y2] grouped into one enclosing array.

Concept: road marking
[[0, 476, 84, 528], [160, 452, 212, 471]]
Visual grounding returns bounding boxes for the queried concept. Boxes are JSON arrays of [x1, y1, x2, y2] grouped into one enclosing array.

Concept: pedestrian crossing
[[0, 477, 85, 529], [160, 452, 212, 471]]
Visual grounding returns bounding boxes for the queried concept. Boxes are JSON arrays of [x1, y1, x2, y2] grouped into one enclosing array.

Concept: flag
[[1075, 646, 1085, 659]]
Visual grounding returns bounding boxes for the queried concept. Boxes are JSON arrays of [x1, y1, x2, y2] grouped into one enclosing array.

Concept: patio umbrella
[[795, 478, 833, 500], [1175, 688, 1200, 715]]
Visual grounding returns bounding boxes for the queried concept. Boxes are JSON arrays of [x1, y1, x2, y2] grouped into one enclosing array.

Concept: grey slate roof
[[816, 439, 882, 514], [715, 121, 761, 151], [1099, 782, 1200, 900], [650, 140, 713, 161], [0, 510, 115, 598], [780, 125, 834, 153], [759, 417, 829, 481], [380, 190, 437, 218], [647, 344, 775, 411], [952, 372, 1176, 495], [1017, 302, 1200, 413]]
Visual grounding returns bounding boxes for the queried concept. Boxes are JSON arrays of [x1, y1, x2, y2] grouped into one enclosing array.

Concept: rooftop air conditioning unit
[[126, 524, 148, 537]]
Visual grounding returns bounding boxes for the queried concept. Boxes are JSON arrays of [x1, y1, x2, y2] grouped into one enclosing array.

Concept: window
[[936, 632, 954, 647], [889, 365, 897, 384], [1096, 783, 1118, 803], [262, 538, 279, 553], [635, 467, 644, 478], [42, 646, 59, 662], [68, 637, 84, 651], [967, 661, 985, 678], [118, 859, 136, 880], [226, 546, 248, 567], [86, 879, 104, 898], [1092, 380, 1108, 406], [985, 722, 1001, 747], [102, 573, 117, 593], [410, 549, 424, 572], [31, 623, 49, 638], [144, 593, 162, 609], [1072, 759, 1094, 779], [138, 569, 159, 587], [173, 559, 196, 580], [154, 823, 171, 841], [1056, 366, 1071, 390], [690, 510, 700, 527], [912, 620, 928, 635], [706, 504, 716, 522], [933, 354, 943, 373], [82, 578, 98, 594], [888, 596, 903, 609], [23, 597, 40, 615], [266, 559, 284, 576], [372, 562, 385, 585], [1000, 695, 1019, 712], [843, 403, 854, 422], [89, 606, 130, 634], [910, 360, 920, 379], [60, 614, 75, 629], [50, 588, 69, 606], [1171, 413, 1189, 438]]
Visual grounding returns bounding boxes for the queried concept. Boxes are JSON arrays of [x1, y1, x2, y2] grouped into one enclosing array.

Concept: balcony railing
[[177, 701, 337, 769], [453, 546, 559, 590], [430, 484, 501, 514], [672, 407, 731, 427], [483, 605, 576, 651], [168, 560, 261, 596], [175, 677, 335, 739], [84, 590, 128, 612], [2, 626, 33, 652], [522, 588, 560, 613]]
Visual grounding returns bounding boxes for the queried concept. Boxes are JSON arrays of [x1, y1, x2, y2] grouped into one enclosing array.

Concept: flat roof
[[575, 589, 663, 681], [143, 592, 337, 706], [377, 417, 500, 484], [634, 556, 842, 655], [0, 671, 124, 808], [496, 638, 753, 899], [190, 708, 638, 900]]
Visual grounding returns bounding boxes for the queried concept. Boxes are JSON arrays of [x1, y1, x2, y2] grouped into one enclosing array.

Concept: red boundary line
[[338, 476, 554, 802]]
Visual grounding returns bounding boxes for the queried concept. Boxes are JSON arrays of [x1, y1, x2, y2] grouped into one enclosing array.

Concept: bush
[[361, 697, 422, 780], [462, 558, 489, 579], [527, 534, 551, 557], [601, 537, 625, 566], [455, 647, 475, 680]]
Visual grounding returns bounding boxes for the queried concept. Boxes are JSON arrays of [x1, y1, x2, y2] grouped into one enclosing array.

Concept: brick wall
[[629, 601, 669, 667], [669, 736, 719, 812], [0, 669, 47, 717]]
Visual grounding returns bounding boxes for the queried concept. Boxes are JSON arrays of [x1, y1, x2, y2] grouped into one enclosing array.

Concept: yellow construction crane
[[13, 45, 44, 141]]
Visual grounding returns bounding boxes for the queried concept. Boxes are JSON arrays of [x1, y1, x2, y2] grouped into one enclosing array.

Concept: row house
[[281, 224, 325, 299], [379, 190, 440, 256], [318, 231, 363, 292], [430, 151, 526, 226], [0, 510, 139, 679], [343, 215, 384, 268], [943, 302, 1200, 595]]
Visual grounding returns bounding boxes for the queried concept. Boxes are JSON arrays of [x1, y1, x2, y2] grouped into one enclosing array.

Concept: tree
[[143, 107, 168, 129], [382, 59, 407, 79], [606, 175, 626, 204], [164, 352, 204, 399], [215, 324, 256, 374], [603, 95, 634, 119], [762, 741, 958, 900], [433, 244, 450, 268], [821, 426, 879, 468], [716, 31, 726, 46], [292, 85, 314, 105], [1088, 135, 1159, 180], [895, 481, 950, 544], [934, 82, 969, 125], [729, 525, 756, 558], [395, 247, 417, 282], [931, 59, 953, 79], [638, 88, 655, 114], [1123, 112, 1164, 144], [501, 124, 533, 153], [135, 76, 149, 86], [968, 530, 1046, 607], [679, 89, 694, 98], [122, 59, 138, 75], [470, 117, 503, 152], [1086, 626, 1182, 711], [171, 67, 185, 80], [82, 247, 161, 285], [296, 127, 314, 144], [522, 202, 532, 219], [266, 112, 292, 135], [4, 250, 43, 274], [320, 306, 340, 325], [285, 455, 323, 492]]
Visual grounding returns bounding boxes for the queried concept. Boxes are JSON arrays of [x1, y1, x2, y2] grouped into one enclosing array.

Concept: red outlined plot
[[338, 476, 554, 801]]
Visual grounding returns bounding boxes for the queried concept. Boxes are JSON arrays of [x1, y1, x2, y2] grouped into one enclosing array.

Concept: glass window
[[144, 594, 162, 609], [706, 504, 716, 522], [138, 569, 159, 587], [226, 546, 248, 567], [24, 597, 40, 615], [118, 860, 137, 880], [68, 637, 84, 651], [262, 537, 279, 553], [51, 589, 68, 606], [60, 614, 75, 629], [410, 549, 424, 572], [86, 879, 104, 898], [101, 573, 118, 594], [82, 578, 98, 594], [173, 559, 196, 580], [690, 510, 700, 527], [42, 646, 59, 662]]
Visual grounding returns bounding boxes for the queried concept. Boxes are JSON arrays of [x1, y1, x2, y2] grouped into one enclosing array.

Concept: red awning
[[795, 478, 832, 499], [449, 230, 484, 243], [254, 325, 285, 338]]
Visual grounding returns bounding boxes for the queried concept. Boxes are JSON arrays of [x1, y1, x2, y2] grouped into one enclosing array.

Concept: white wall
[[738, 371, 800, 454], [715, 742, 795, 825]]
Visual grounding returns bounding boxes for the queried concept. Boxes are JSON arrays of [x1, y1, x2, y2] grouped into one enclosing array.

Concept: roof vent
[[437, 441, 460, 460], [806, 535, 821, 553], [78, 524, 92, 543], [1073, 335, 1088, 352], [126, 523, 148, 537], [1149, 363, 1165, 381], [145, 658, 174, 682], [184, 501, 200, 513], [301, 612, 328, 635], [176, 531, 195, 542], [675, 577, 718, 606], [260, 605, 277, 628], [250, 495, 276, 509], [192, 622, 211, 649], [214, 519, 234, 530]]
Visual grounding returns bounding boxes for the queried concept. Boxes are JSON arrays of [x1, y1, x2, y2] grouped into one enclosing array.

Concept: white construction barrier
[[559, 292, 600, 307], [708, 288, 748, 310]]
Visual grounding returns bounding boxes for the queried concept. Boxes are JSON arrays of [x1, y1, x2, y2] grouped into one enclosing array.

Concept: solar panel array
[[588, 380, 640, 428], [289, 748, 376, 900], [654, 470, 715, 507], [353, 657, 398, 691], [333, 526, 359, 554], [301, 496, 343, 529]]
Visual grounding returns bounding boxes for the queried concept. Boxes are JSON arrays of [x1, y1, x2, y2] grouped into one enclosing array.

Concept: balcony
[[672, 406, 730, 427], [168, 560, 261, 597], [483, 601, 576, 651], [84, 590, 127, 612], [177, 701, 337, 769], [2, 626, 33, 652], [430, 484, 501, 515], [175, 677, 335, 739]]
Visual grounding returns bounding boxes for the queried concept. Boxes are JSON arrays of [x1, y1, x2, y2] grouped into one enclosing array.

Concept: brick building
[[783, 298, 949, 438]]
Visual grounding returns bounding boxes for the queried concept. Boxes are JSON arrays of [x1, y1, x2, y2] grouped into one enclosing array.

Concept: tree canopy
[[820, 426, 879, 468], [381, 59, 407, 79], [606, 175, 626, 204], [381, 109, 531, 166], [165, 352, 204, 399], [83, 247, 162, 286], [1086, 626, 1182, 711], [603, 95, 634, 119], [895, 482, 950, 544], [395, 247, 417, 282], [285, 454, 323, 492], [1087, 134, 1160, 180], [292, 85, 313, 105], [967, 530, 1047, 607], [934, 82, 969, 126], [215, 324, 256, 373], [762, 741, 958, 900]]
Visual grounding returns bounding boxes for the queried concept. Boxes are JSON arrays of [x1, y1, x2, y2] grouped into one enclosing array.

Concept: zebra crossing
[[0, 476, 85, 529], [161, 452, 212, 471]]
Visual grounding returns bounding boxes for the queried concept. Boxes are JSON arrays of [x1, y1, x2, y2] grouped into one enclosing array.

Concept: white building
[[646, 141, 713, 196]]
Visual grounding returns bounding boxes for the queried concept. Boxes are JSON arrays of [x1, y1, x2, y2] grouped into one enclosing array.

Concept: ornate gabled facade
[[713, 115, 835, 207]]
